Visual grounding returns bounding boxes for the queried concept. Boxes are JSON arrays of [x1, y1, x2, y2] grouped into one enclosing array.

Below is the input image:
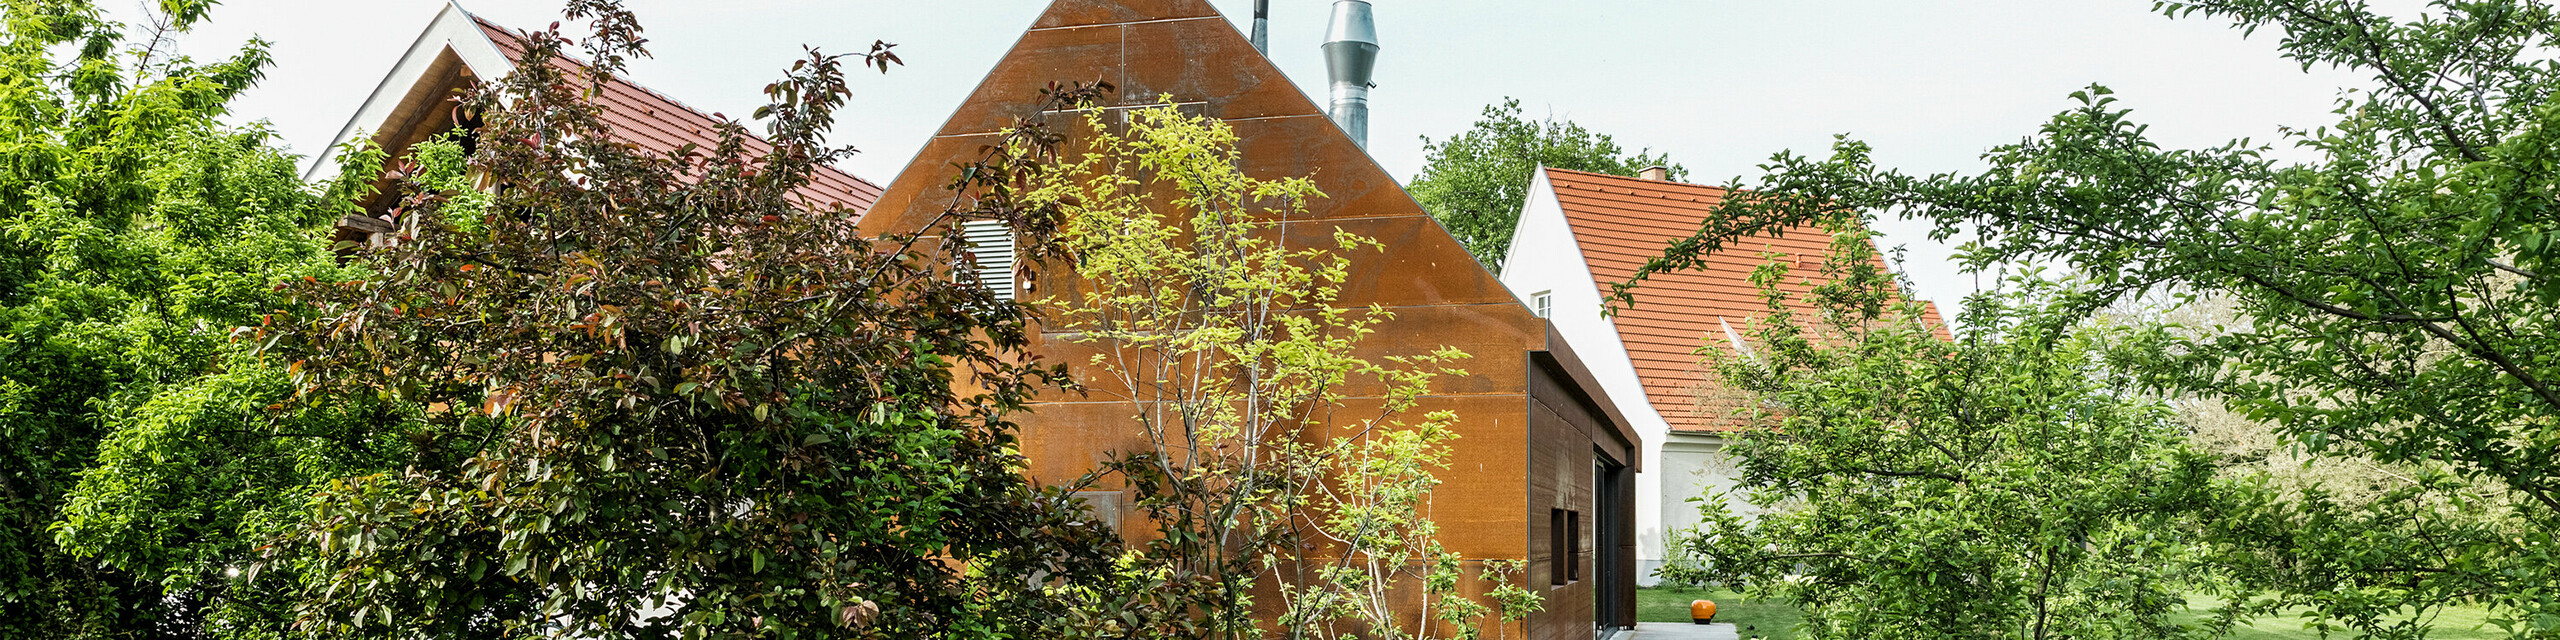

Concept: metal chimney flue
[[1251, 0, 1270, 54], [1323, 0, 1377, 148]]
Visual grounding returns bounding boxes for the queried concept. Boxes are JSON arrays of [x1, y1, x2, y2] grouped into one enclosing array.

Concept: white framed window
[[1530, 290, 1554, 318], [958, 220, 1017, 301]]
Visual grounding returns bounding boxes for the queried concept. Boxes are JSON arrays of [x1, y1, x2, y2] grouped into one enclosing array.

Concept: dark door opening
[[1594, 452, 1634, 633]]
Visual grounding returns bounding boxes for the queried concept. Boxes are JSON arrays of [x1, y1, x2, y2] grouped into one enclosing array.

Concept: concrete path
[[1623, 622, 1740, 640]]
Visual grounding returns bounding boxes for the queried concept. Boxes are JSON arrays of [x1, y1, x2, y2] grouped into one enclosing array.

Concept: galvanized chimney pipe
[[1323, 0, 1377, 148], [1251, 0, 1270, 54]]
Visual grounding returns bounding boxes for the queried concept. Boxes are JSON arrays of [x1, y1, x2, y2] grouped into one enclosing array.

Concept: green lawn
[[2165, 596, 2513, 640], [1637, 587, 1803, 640], [1634, 588, 2514, 640]]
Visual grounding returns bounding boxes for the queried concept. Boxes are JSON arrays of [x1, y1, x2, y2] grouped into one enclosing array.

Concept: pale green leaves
[[1033, 102, 1520, 638]]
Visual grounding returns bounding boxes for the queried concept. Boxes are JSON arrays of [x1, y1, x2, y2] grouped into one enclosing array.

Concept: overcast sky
[[137, 0, 2381, 311]]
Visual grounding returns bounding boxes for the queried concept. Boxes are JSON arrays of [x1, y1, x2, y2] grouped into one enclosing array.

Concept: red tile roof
[[474, 19, 883, 214], [1546, 168, 1942, 432]]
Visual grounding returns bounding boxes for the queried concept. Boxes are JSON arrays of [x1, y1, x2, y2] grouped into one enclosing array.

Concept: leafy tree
[[0, 0, 359, 635], [177, 2, 1122, 637], [1409, 99, 1681, 272], [1625, 1, 2560, 635], [1032, 102, 1538, 639], [2151, 296, 2514, 539], [1659, 222, 2216, 640]]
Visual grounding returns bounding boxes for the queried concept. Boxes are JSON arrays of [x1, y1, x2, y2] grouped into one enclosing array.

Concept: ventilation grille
[[959, 220, 1016, 301]]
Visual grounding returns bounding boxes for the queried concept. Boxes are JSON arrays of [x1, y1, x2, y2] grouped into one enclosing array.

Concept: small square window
[[1531, 290, 1553, 319]]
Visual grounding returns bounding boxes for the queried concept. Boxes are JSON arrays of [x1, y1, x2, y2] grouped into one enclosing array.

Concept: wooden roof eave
[[303, 1, 515, 183]]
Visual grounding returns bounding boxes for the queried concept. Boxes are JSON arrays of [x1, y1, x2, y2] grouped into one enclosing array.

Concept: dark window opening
[[1550, 509, 1566, 586], [1551, 508, 1581, 586], [1567, 509, 1582, 582], [450, 102, 486, 156]]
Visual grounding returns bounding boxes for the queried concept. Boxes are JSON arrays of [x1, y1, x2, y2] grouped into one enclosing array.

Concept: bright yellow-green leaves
[[0, 0, 359, 635], [1032, 101, 1526, 639]]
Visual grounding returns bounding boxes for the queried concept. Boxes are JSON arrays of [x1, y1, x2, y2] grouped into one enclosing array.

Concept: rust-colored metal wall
[[854, 1, 1638, 637], [1528, 335, 1641, 636], [1528, 374, 1597, 638]]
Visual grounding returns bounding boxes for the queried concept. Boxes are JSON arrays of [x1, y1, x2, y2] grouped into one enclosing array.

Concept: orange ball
[[1690, 599, 1718, 624]]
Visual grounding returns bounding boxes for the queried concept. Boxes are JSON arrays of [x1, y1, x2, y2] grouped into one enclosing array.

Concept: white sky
[[136, 0, 2379, 311]]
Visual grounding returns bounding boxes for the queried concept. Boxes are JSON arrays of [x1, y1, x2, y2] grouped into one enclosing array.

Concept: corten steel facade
[[853, 0, 1643, 637], [325, 1, 1643, 636]]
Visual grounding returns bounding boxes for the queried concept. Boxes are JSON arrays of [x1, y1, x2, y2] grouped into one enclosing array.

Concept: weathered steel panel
[[1031, 0, 1220, 30], [855, 1, 1641, 637]]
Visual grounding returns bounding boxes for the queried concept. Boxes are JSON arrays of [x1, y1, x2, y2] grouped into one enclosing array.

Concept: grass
[[2166, 596, 2513, 640], [1635, 588, 2515, 639], [1637, 587, 1803, 639]]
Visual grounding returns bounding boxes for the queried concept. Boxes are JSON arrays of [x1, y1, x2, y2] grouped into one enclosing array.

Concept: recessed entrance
[[1595, 451, 1634, 633]]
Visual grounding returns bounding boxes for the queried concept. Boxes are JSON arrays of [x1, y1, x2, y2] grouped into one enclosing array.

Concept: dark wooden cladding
[[1535, 325, 1641, 471], [1527, 340, 1639, 637]]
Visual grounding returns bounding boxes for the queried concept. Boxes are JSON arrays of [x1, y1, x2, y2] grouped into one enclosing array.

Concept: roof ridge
[[1548, 167, 1730, 193], [1544, 166, 1622, 178], [470, 17, 885, 195]]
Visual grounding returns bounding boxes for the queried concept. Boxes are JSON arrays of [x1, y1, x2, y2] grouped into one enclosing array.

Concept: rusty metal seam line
[[1026, 16, 1222, 32]]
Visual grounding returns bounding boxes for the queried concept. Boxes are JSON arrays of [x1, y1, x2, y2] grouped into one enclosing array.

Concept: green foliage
[[402, 133, 490, 234], [1623, 2, 2560, 636], [1409, 98, 1682, 272], [218, 4, 1120, 638], [1660, 226, 2216, 639], [1033, 101, 1533, 639], [0, 0, 357, 635]]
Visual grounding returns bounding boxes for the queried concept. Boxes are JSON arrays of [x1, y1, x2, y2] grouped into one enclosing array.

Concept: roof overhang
[[302, 1, 513, 182], [1534, 321, 1644, 472]]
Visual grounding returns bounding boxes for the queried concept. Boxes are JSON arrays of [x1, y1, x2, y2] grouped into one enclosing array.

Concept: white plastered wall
[[1498, 168, 1743, 586], [1654, 431, 1740, 583]]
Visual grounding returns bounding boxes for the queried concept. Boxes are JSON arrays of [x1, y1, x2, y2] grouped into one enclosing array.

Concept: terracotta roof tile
[[474, 19, 883, 214], [1546, 168, 1943, 432]]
